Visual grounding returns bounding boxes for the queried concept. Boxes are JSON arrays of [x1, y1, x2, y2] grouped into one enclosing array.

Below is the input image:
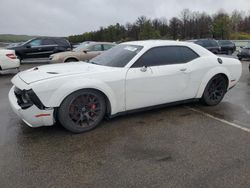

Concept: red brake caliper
[[90, 104, 96, 116]]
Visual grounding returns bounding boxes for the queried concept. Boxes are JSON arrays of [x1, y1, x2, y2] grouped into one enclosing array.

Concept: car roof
[[123, 40, 214, 57], [33, 37, 67, 40], [123, 40, 196, 48], [189, 38, 217, 41], [87, 42, 116, 45]]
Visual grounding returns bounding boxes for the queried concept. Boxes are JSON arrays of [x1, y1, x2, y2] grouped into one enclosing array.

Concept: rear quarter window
[[180, 46, 199, 63]]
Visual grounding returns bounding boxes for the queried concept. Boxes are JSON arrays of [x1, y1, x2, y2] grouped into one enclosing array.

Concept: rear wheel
[[201, 75, 228, 106], [65, 58, 78, 63], [58, 89, 106, 133]]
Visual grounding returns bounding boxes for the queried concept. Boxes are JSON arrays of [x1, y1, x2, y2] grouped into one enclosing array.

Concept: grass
[[231, 32, 250, 40]]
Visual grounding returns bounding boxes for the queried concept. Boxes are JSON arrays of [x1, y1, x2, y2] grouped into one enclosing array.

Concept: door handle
[[180, 68, 187, 72]]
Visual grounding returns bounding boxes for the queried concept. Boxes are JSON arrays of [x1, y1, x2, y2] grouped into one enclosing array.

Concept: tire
[[201, 75, 228, 106], [238, 57, 242, 61], [58, 89, 106, 133], [65, 58, 78, 63]]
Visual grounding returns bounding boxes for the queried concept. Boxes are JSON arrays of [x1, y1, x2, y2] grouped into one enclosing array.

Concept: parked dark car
[[7, 37, 72, 60], [189, 39, 221, 54], [237, 43, 250, 61], [218, 40, 236, 55]]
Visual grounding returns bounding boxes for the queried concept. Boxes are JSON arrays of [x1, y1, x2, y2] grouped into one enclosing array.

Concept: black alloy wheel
[[202, 75, 228, 106], [58, 89, 106, 133]]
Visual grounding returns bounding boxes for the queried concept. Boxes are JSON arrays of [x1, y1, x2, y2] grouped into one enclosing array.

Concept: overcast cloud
[[0, 0, 249, 36]]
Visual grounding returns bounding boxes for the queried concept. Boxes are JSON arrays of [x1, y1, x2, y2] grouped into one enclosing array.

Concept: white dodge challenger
[[9, 40, 242, 133]]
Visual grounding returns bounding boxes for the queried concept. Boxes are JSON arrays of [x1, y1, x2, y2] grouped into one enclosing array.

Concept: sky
[[0, 0, 249, 37]]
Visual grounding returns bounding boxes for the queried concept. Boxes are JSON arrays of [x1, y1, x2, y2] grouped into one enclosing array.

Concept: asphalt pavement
[[0, 61, 250, 188]]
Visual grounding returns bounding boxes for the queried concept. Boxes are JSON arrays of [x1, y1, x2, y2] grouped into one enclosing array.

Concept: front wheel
[[201, 75, 228, 106], [58, 89, 106, 133]]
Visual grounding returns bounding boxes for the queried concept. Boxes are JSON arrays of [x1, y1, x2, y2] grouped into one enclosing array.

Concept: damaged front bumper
[[8, 86, 55, 127]]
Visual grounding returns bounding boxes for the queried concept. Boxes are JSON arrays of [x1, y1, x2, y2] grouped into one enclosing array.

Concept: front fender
[[32, 77, 123, 115], [196, 67, 231, 98], [53, 78, 119, 114]]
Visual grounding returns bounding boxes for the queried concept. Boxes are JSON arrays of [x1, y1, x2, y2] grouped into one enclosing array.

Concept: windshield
[[73, 42, 93, 52], [245, 43, 250, 48], [89, 44, 143, 67]]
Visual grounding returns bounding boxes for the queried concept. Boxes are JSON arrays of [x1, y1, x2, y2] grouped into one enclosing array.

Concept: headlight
[[14, 88, 46, 110], [21, 91, 31, 104], [14, 88, 33, 109]]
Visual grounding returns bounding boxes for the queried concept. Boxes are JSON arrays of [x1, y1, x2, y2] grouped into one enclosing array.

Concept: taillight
[[6, 53, 17, 59]]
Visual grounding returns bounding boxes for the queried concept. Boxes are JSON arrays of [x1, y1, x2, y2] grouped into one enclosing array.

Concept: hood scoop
[[47, 72, 59, 74], [17, 62, 113, 84]]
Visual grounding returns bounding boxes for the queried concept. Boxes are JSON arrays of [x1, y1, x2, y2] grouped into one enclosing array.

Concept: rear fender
[[196, 67, 231, 98]]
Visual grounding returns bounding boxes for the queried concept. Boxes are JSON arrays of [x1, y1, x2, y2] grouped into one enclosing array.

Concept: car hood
[[17, 62, 115, 84]]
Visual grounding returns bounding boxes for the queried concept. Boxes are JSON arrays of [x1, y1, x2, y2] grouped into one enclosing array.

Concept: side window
[[42, 39, 56, 45], [195, 40, 204, 47], [29, 39, 42, 47], [132, 46, 199, 67], [210, 40, 219, 47], [103, 44, 114, 51], [55, 39, 70, 47], [202, 40, 211, 47], [88, 44, 102, 51]]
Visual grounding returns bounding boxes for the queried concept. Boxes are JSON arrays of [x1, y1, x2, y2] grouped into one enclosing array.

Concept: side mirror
[[26, 44, 31, 48], [140, 66, 147, 72]]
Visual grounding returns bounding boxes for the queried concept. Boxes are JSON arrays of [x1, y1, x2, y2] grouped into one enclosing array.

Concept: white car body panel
[[9, 40, 242, 128], [0, 49, 20, 70], [125, 64, 191, 110], [9, 86, 54, 126]]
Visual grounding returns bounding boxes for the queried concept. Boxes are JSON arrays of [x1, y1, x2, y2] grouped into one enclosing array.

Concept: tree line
[[68, 9, 250, 43]]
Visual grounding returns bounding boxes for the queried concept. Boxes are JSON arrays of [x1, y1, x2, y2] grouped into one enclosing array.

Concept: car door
[[40, 39, 58, 57], [23, 39, 43, 58], [125, 46, 199, 111]]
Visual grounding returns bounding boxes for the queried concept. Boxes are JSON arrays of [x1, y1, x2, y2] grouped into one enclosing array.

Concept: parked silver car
[[49, 41, 116, 63]]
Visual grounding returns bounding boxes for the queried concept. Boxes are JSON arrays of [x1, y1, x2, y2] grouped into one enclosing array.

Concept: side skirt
[[109, 98, 199, 119]]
